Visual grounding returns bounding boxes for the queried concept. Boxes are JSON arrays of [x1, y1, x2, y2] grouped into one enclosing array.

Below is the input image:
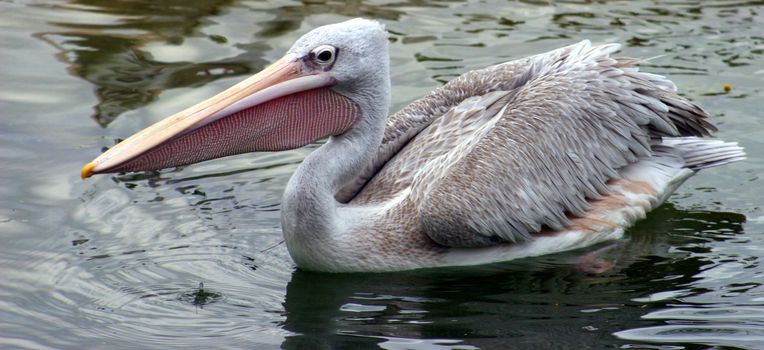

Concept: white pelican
[[82, 18, 745, 272]]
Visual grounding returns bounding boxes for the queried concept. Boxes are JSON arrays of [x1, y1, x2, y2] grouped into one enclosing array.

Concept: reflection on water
[[34, 0, 261, 126], [279, 205, 749, 349], [32, 0, 412, 127], [1, 0, 763, 349]]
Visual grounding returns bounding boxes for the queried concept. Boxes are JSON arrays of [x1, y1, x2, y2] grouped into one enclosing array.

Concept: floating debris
[[72, 238, 89, 246], [178, 282, 222, 309], [723, 83, 732, 93]]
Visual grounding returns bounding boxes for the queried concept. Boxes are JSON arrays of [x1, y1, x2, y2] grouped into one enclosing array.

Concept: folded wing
[[345, 41, 716, 247]]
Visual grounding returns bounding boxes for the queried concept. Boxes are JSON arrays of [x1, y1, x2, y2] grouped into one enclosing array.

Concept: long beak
[[82, 54, 358, 179]]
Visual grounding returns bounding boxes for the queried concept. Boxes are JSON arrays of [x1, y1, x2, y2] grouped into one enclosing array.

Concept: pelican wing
[[347, 41, 716, 247], [336, 47, 539, 203]]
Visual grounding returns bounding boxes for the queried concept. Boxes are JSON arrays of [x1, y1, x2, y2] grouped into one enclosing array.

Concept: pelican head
[[81, 18, 390, 178]]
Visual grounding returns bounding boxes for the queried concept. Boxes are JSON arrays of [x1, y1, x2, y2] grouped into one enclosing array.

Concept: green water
[[1, 1, 763, 349]]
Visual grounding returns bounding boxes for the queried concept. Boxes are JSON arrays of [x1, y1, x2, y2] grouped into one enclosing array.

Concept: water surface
[[1, 0, 763, 349]]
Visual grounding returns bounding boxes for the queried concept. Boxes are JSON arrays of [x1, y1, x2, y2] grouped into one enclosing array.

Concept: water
[[1, 0, 762, 348]]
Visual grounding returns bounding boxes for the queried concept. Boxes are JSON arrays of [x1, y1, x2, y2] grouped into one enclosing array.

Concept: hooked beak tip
[[81, 162, 96, 180]]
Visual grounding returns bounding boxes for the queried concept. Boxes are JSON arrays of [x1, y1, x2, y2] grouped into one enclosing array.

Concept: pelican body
[[82, 19, 744, 272]]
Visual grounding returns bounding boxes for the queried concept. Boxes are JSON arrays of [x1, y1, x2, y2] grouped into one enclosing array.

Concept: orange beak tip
[[81, 162, 96, 180]]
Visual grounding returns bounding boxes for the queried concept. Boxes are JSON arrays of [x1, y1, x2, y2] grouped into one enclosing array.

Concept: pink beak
[[82, 54, 359, 179]]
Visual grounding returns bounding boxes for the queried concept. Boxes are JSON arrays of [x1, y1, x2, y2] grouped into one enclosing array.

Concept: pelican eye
[[311, 45, 337, 67]]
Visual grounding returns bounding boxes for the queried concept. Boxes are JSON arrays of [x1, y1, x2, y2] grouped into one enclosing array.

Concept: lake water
[[1, 0, 763, 349]]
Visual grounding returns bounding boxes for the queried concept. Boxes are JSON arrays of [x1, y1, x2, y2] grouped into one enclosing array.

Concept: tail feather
[[660, 137, 746, 170]]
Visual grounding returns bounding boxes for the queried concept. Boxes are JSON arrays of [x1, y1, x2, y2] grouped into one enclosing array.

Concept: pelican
[[82, 18, 744, 272]]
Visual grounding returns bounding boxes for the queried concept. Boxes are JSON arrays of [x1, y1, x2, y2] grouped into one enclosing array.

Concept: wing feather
[[345, 40, 716, 247]]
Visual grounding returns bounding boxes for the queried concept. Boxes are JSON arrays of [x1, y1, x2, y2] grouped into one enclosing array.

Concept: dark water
[[1, 0, 763, 349]]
